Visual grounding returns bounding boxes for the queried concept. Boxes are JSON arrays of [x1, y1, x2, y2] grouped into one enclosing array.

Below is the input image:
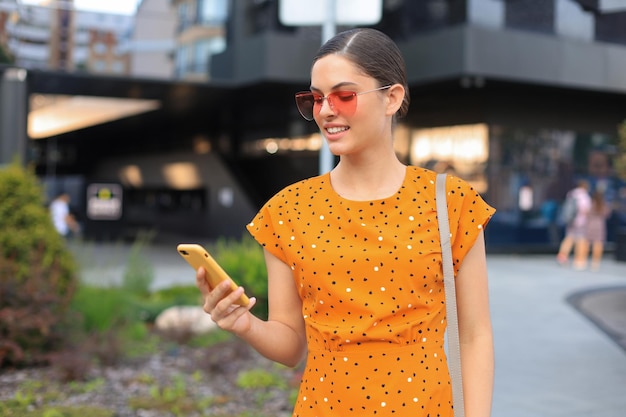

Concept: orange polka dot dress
[[247, 167, 494, 417]]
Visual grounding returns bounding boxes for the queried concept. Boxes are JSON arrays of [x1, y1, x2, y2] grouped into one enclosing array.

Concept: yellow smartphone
[[177, 243, 250, 306]]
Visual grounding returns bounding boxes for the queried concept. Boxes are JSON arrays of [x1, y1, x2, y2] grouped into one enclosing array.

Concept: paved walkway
[[486, 254, 626, 417], [69, 241, 626, 417]]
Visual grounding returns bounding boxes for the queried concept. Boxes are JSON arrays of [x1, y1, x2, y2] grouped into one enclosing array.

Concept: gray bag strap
[[436, 173, 465, 417]]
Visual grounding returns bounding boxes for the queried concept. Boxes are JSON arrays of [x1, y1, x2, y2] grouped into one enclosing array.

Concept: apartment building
[[122, 0, 177, 79], [170, 0, 228, 81], [1, 0, 133, 74]]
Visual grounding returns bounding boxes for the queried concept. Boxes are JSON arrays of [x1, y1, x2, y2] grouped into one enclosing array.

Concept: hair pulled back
[[313, 28, 410, 118]]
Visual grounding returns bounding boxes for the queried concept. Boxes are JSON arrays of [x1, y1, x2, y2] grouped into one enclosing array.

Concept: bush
[[122, 231, 155, 297], [210, 234, 268, 319], [0, 162, 78, 367]]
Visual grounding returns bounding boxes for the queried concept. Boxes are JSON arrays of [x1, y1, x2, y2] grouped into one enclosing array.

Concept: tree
[[0, 161, 78, 367], [0, 45, 14, 64]]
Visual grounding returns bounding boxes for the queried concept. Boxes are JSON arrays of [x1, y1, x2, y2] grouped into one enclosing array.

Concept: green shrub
[[0, 162, 78, 367], [131, 285, 202, 324], [210, 235, 268, 319], [150, 285, 202, 305], [122, 231, 155, 297], [236, 368, 287, 390], [70, 286, 132, 333]]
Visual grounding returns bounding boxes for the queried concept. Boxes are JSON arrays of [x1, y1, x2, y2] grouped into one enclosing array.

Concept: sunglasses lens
[[295, 92, 316, 121], [329, 91, 357, 116], [294, 91, 358, 120]]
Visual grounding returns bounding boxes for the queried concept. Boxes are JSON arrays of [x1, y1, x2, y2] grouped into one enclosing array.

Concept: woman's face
[[310, 54, 394, 158]]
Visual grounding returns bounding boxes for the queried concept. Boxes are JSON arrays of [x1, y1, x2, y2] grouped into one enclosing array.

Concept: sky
[[21, 0, 142, 15]]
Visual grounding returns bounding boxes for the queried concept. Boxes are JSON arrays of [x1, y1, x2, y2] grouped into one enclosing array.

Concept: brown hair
[[591, 190, 605, 213], [313, 28, 410, 118]]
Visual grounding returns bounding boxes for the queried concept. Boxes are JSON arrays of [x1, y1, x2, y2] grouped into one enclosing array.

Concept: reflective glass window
[[199, 0, 228, 24], [505, 0, 555, 34]]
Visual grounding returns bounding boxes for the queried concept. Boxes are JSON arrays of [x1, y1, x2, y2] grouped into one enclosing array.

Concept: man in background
[[50, 192, 80, 238]]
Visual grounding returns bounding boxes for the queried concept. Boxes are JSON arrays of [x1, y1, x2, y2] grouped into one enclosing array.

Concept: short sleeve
[[246, 197, 288, 264], [445, 175, 495, 274]]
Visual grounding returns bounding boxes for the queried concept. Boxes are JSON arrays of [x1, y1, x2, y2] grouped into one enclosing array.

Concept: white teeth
[[327, 126, 348, 134]]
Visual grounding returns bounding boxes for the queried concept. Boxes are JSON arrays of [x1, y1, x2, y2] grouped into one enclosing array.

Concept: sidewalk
[[69, 242, 626, 417], [486, 254, 626, 417]]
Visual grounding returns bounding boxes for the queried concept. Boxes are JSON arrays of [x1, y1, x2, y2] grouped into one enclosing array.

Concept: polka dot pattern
[[247, 167, 494, 416]]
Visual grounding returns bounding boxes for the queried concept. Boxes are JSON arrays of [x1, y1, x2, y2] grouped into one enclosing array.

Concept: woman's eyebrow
[[310, 81, 359, 92]]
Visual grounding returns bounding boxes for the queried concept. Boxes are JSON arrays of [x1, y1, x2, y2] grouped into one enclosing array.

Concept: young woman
[[585, 190, 612, 270], [196, 28, 495, 416], [557, 180, 592, 269]]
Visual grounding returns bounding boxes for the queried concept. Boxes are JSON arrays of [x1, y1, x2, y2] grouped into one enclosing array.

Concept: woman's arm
[[455, 230, 494, 417], [197, 248, 307, 367]]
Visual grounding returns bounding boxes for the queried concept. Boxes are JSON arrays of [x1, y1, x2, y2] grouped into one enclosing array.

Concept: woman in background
[[557, 180, 592, 269], [585, 190, 612, 271]]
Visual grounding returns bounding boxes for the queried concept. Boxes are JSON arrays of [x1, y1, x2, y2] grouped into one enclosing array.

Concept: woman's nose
[[317, 96, 337, 117]]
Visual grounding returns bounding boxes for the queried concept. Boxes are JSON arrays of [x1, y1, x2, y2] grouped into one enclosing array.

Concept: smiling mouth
[[326, 126, 349, 134]]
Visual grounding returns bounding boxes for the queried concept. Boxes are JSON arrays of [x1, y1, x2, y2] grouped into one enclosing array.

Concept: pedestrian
[[195, 28, 495, 416], [585, 190, 611, 271], [556, 180, 592, 269], [49, 192, 79, 238]]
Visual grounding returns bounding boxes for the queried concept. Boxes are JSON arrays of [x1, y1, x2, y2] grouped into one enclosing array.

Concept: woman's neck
[[330, 156, 406, 201]]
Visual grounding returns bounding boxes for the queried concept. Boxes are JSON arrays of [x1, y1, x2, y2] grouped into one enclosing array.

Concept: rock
[[154, 306, 217, 336]]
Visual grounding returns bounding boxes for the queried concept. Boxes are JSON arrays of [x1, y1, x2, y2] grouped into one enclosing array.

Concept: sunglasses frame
[[295, 85, 392, 121]]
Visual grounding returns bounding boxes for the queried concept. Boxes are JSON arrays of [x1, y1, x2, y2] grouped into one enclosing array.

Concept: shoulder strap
[[436, 173, 465, 417]]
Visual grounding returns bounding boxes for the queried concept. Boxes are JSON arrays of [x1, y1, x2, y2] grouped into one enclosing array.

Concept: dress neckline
[[324, 166, 409, 203]]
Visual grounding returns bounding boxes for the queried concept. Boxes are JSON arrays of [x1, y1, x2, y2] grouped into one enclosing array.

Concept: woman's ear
[[385, 84, 405, 116]]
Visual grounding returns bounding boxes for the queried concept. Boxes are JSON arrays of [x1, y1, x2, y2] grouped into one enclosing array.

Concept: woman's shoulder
[[406, 166, 474, 191], [265, 174, 329, 203], [405, 166, 438, 184]]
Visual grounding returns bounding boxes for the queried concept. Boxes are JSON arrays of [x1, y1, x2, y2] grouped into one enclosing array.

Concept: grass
[[0, 379, 114, 417]]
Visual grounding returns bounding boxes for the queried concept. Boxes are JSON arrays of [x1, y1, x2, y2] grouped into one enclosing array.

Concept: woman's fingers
[[195, 267, 210, 294], [211, 295, 257, 335], [196, 267, 256, 325]]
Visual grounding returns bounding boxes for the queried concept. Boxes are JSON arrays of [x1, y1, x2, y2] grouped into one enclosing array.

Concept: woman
[[556, 180, 592, 269], [585, 190, 611, 271], [197, 28, 495, 416]]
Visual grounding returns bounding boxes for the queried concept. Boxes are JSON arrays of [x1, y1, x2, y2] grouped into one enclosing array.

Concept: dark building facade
[[207, 0, 626, 251], [6, 0, 626, 251]]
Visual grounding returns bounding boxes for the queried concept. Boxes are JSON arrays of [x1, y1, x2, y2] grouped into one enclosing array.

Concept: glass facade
[[174, 0, 227, 79], [199, 0, 228, 24], [485, 125, 624, 247], [175, 37, 225, 78], [239, 118, 626, 249]]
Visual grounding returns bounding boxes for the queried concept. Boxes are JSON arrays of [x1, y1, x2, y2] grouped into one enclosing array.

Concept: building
[[1, 0, 133, 75], [207, 0, 626, 250], [3, 0, 626, 251], [171, 0, 228, 81], [122, 0, 177, 79]]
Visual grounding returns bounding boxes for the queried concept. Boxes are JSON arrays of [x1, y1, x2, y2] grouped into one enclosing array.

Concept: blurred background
[[1, 0, 626, 255]]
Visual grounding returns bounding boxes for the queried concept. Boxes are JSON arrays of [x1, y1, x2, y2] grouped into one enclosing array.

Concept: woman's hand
[[196, 249, 306, 367], [196, 267, 257, 336]]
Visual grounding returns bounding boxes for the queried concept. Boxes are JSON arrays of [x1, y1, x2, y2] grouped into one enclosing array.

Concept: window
[[595, 12, 626, 45], [92, 60, 106, 72], [505, 0, 555, 34], [93, 42, 107, 55], [199, 0, 228, 24]]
